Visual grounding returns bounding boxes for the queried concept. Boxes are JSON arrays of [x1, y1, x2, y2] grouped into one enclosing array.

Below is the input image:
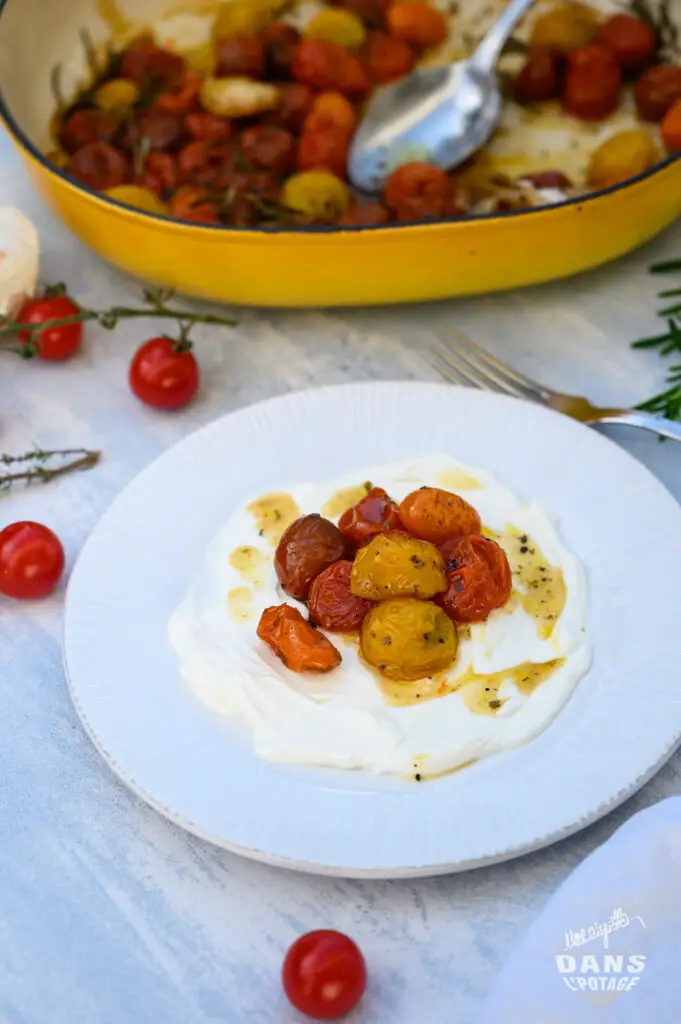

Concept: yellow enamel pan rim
[[0, 0, 679, 238]]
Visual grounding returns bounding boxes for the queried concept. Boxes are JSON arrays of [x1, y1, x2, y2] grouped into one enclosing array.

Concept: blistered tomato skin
[[338, 486, 404, 546], [563, 45, 622, 121], [297, 128, 351, 177], [361, 598, 458, 680], [241, 125, 296, 172], [292, 38, 371, 97], [596, 14, 656, 71], [437, 535, 512, 624], [350, 532, 446, 601], [514, 47, 564, 102], [383, 162, 452, 215], [364, 33, 415, 84], [275, 514, 349, 600], [635, 65, 681, 121], [68, 142, 130, 190], [337, 201, 390, 225], [215, 34, 266, 78], [258, 604, 342, 672], [308, 560, 374, 631], [386, 3, 448, 51], [399, 487, 481, 544], [59, 109, 119, 155]]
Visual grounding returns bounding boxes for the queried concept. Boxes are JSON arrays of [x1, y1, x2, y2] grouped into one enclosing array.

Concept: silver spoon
[[348, 0, 537, 194]]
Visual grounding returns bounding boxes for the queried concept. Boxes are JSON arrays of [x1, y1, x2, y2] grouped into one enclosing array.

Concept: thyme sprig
[[0, 447, 101, 492], [0, 285, 237, 358]]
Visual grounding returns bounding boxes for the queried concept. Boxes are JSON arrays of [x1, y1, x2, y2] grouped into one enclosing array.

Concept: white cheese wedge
[[0, 208, 39, 319]]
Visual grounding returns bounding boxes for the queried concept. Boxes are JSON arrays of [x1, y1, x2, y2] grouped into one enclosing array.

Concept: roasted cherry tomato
[[521, 169, 573, 189], [186, 112, 232, 142], [336, 0, 389, 30], [258, 605, 342, 672], [240, 125, 296, 172], [386, 2, 448, 51], [215, 33, 266, 78], [139, 152, 178, 195], [275, 514, 348, 600], [351, 532, 446, 601], [338, 486, 403, 545], [17, 294, 83, 360], [222, 170, 282, 226], [337, 200, 390, 225], [308, 560, 374, 631], [304, 91, 357, 134], [399, 487, 481, 544], [297, 128, 351, 177], [292, 38, 371, 97], [126, 112, 184, 152], [363, 32, 415, 84], [362, 597, 458, 680], [59, 109, 120, 155], [129, 336, 200, 408], [514, 47, 564, 102], [437, 534, 512, 624], [529, 4, 599, 54], [120, 37, 186, 89], [0, 521, 65, 600], [662, 98, 681, 152], [177, 139, 233, 186], [169, 184, 220, 223], [596, 13, 656, 71], [393, 193, 462, 222], [587, 129, 656, 187], [282, 930, 366, 1019], [383, 161, 452, 213], [68, 142, 129, 190], [263, 21, 302, 78], [262, 83, 314, 131], [635, 64, 681, 121], [153, 72, 202, 113], [563, 44, 622, 121]]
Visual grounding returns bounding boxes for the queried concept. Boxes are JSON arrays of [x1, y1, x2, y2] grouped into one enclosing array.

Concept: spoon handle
[[469, 0, 537, 72]]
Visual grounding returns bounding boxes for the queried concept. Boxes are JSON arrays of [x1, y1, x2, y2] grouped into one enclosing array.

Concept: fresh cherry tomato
[[59, 109, 120, 155], [337, 201, 390, 225], [635, 64, 681, 121], [436, 534, 512, 624], [68, 142, 130, 190], [0, 521, 65, 600], [297, 128, 351, 177], [185, 112, 232, 142], [596, 13, 656, 71], [129, 336, 200, 408], [257, 605, 342, 672], [308, 560, 374, 631], [514, 47, 564, 102], [282, 930, 367, 1020], [399, 486, 481, 544], [338, 486, 403, 545], [215, 34, 265, 78], [17, 294, 83, 360], [240, 125, 296, 173], [292, 38, 371, 98], [562, 44, 622, 121], [363, 32, 415, 84], [153, 72, 202, 114], [386, 2, 448, 51]]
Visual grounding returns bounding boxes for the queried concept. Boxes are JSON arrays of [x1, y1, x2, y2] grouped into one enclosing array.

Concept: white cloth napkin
[[477, 796, 681, 1023]]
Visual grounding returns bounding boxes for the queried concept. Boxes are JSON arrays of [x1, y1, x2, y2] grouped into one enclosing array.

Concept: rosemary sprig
[[0, 447, 100, 492], [0, 285, 237, 358]]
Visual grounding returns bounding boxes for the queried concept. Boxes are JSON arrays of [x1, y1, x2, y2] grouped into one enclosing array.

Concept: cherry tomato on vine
[[129, 336, 199, 409], [17, 295, 83, 360], [282, 930, 367, 1021], [0, 521, 65, 600]]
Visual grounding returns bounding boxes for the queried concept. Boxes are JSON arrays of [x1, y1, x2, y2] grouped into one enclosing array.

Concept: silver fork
[[425, 330, 681, 443]]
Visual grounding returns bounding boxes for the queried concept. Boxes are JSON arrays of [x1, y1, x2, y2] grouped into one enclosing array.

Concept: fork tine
[[446, 328, 551, 400], [422, 348, 470, 387], [437, 333, 535, 399], [427, 338, 508, 392]]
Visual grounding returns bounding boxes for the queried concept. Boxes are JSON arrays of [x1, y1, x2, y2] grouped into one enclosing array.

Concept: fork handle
[[593, 410, 681, 443]]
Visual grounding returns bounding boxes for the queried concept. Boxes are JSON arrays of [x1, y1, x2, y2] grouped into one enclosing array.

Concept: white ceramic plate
[[64, 382, 681, 878]]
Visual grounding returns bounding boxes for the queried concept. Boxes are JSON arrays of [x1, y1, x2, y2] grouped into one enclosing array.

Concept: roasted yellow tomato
[[350, 532, 446, 601], [530, 3, 600, 53], [213, 0, 290, 38], [281, 170, 350, 220], [94, 79, 140, 112], [306, 9, 367, 49], [587, 129, 657, 188], [361, 598, 458, 680], [104, 185, 170, 215]]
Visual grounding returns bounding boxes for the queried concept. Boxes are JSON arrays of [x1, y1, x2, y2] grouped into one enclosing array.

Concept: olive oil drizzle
[[247, 493, 300, 546], [492, 524, 567, 639], [321, 481, 372, 520], [227, 585, 255, 622], [229, 545, 269, 588]]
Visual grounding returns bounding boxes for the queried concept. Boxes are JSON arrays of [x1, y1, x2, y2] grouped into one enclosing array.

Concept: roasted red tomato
[[514, 47, 564, 102], [363, 33, 415, 84], [635, 64, 681, 121], [563, 44, 622, 121], [240, 125, 296, 172], [275, 514, 349, 600], [297, 128, 351, 177], [292, 38, 371, 98], [392, 193, 462, 222], [338, 486, 403, 546], [263, 21, 302, 77], [257, 604, 342, 672], [262, 83, 314, 131], [308, 560, 374, 631], [399, 487, 481, 544], [120, 37, 186, 89], [437, 535, 512, 624], [383, 161, 452, 212], [153, 72, 202, 113], [521, 169, 573, 189], [126, 112, 184, 152], [59, 109, 120, 155], [336, 0, 389, 29], [169, 184, 220, 223], [338, 201, 390, 225], [304, 91, 357, 134], [223, 170, 281, 225], [386, 2, 448, 51], [596, 13, 656, 71], [177, 139, 233, 186], [139, 152, 178, 194], [215, 33, 266, 78], [68, 142, 130, 190], [186, 112, 232, 142]]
